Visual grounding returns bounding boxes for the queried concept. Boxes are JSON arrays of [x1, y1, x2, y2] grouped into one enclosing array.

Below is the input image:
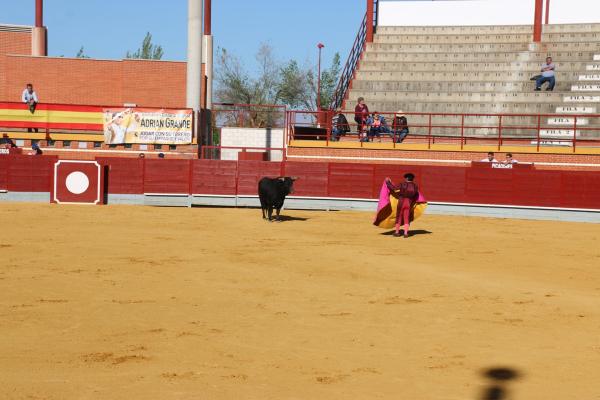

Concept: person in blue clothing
[[362, 112, 389, 142], [535, 56, 556, 91]]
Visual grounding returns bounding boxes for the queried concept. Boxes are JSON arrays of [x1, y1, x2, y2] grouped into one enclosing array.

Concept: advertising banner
[[103, 108, 193, 144]]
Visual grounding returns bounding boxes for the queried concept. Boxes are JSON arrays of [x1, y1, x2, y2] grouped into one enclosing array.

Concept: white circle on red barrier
[[65, 171, 90, 194]]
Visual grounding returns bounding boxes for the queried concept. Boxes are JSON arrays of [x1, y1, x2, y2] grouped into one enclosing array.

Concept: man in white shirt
[[108, 113, 127, 144], [535, 57, 556, 91], [21, 83, 39, 132], [503, 153, 518, 164], [481, 152, 498, 162]]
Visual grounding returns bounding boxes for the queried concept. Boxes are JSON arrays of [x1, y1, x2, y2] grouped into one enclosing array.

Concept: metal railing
[[373, 0, 379, 32], [286, 109, 600, 153], [331, 0, 378, 110], [204, 103, 288, 160], [330, 12, 368, 111]]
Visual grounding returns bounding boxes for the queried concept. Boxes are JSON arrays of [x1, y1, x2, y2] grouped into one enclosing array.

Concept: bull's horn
[[291, 176, 299, 181]]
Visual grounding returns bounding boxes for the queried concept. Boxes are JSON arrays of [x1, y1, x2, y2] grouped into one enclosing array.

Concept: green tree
[[215, 44, 283, 127], [126, 32, 164, 60], [318, 52, 341, 109], [276, 60, 308, 109], [215, 45, 342, 117], [75, 46, 90, 58], [276, 52, 341, 110]]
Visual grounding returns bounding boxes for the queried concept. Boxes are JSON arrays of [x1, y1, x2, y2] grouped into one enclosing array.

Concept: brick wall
[[0, 55, 186, 108], [0, 29, 33, 101], [121, 60, 187, 108], [0, 30, 31, 55]]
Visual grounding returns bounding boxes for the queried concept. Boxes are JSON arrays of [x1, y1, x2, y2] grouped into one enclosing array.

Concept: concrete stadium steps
[[351, 80, 573, 93], [354, 70, 588, 82], [342, 23, 600, 142], [366, 42, 600, 53], [374, 33, 600, 45], [358, 61, 592, 73], [363, 101, 599, 114], [375, 23, 600, 35], [348, 92, 590, 104], [362, 51, 598, 63]]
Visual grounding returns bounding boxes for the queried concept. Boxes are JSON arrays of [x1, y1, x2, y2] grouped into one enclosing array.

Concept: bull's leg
[[259, 196, 267, 220], [275, 208, 281, 222], [267, 206, 273, 222]]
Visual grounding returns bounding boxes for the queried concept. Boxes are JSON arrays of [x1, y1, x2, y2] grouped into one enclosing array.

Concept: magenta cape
[[373, 181, 427, 229]]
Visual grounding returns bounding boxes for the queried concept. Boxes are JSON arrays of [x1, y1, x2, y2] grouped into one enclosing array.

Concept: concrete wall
[[378, 0, 600, 26], [220, 127, 285, 161]]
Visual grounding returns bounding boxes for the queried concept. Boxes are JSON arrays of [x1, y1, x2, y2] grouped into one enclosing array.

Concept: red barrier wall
[[284, 162, 329, 197], [191, 160, 237, 195], [0, 155, 8, 190], [328, 163, 375, 199], [97, 157, 144, 195], [237, 161, 284, 196], [2, 156, 600, 211], [5, 155, 57, 192], [144, 159, 191, 194]]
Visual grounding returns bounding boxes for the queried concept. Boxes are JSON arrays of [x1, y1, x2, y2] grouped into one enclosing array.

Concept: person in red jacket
[[354, 97, 369, 138], [385, 173, 420, 237]]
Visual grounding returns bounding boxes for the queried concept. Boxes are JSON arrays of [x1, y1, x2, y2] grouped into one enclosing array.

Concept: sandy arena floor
[[1, 203, 600, 399]]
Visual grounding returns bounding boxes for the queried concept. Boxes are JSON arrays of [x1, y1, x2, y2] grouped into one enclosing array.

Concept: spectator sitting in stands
[[331, 109, 350, 141], [535, 56, 555, 91], [1, 134, 17, 148], [392, 110, 409, 143], [29, 142, 43, 155], [362, 112, 388, 142], [503, 153, 518, 164], [21, 83, 39, 133], [354, 97, 369, 138], [481, 152, 498, 162]]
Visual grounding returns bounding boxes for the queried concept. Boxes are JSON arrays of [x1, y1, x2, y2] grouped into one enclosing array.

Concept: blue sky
[[1, 0, 366, 70]]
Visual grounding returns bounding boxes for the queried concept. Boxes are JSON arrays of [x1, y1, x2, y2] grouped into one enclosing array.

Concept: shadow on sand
[[381, 229, 432, 237], [480, 367, 522, 400], [269, 215, 310, 222]]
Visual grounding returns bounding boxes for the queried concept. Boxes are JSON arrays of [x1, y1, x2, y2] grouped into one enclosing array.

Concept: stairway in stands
[[544, 53, 600, 144], [344, 23, 600, 141]]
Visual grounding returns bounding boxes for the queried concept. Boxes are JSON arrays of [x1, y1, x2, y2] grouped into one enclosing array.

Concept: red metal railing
[[285, 109, 600, 153], [208, 103, 287, 160]]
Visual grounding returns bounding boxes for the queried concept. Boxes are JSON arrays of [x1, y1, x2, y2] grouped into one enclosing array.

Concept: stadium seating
[[343, 23, 600, 141]]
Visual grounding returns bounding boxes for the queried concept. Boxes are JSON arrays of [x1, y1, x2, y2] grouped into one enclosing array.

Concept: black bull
[[258, 177, 298, 221]]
